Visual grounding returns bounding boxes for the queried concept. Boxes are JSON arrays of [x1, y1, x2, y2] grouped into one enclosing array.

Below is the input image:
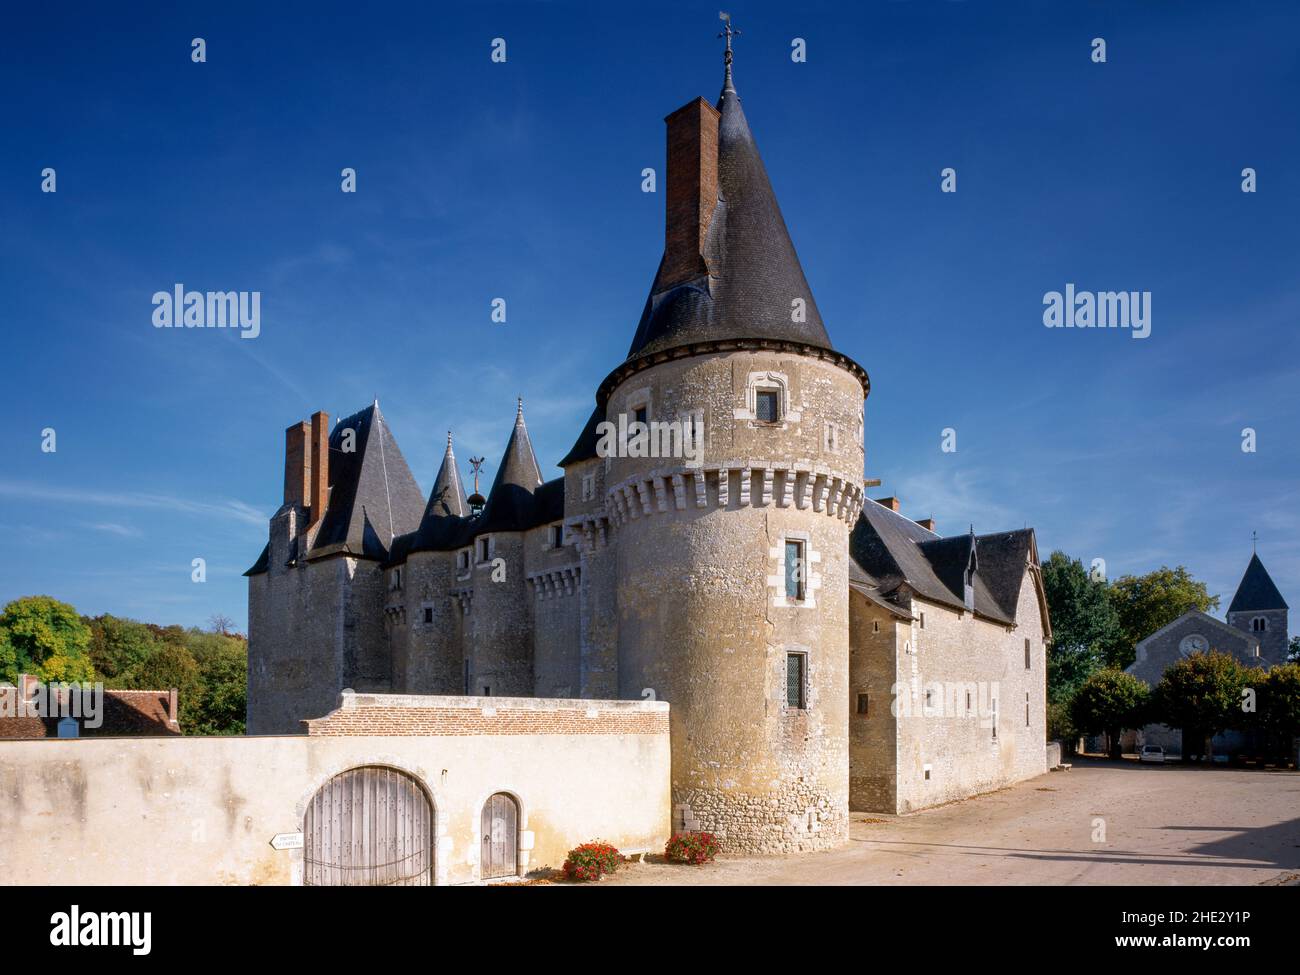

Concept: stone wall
[[0, 694, 670, 886]]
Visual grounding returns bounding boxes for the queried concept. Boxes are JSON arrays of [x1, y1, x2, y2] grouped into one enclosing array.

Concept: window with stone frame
[[756, 389, 780, 423], [478, 536, 490, 562], [784, 539, 806, 601], [785, 652, 807, 709]]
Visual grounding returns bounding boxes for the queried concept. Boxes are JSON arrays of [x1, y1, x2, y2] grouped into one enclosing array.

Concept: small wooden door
[[303, 766, 432, 886], [480, 792, 518, 879]]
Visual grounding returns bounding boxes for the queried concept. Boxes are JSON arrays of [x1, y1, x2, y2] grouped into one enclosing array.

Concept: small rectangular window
[[872, 620, 879, 634], [919, 612, 925, 629], [1024, 638, 1031, 669], [856, 693, 869, 716], [478, 537, 490, 561], [992, 700, 998, 740], [785, 653, 806, 709], [633, 405, 648, 426], [423, 607, 433, 625], [756, 389, 780, 423], [551, 524, 564, 547], [784, 539, 806, 601]]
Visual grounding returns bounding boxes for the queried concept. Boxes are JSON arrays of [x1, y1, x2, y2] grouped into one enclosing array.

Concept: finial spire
[[516, 396, 524, 421], [1252, 529, 1258, 554], [446, 430, 454, 452], [718, 12, 740, 93]]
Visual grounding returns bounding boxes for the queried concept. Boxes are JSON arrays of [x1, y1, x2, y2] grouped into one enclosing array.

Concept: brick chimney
[[167, 688, 179, 725], [660, 96, 720, 290], [875, 496, 901, 512], [309, 411, 329, 529], [284, 420, 310, 507], [915, 517, 936, 532]]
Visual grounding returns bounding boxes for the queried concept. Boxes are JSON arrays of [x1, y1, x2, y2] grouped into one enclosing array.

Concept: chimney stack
[[284, 420, 311, 507], [875, 496, 901, 512], [915, 517, 936, 532], [167, 688, 179, 725], [309, 411, 329, 529], [661, 96, 720, 290]]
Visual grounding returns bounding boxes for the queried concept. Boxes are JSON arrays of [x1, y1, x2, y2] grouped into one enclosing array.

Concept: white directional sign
[[270, 832, 304, 850]]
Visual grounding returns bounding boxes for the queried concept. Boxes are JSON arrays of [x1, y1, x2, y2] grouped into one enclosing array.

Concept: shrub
[[664, 831, 720, 865], [562, 841, 623, 882]]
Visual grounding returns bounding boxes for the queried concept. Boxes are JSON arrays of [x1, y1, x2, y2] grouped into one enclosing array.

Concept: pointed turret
[[426, 432, 468, 520], [476, 399, 544, 533], [621, 50, 834, 362], [1228, 553, 1288, 613]]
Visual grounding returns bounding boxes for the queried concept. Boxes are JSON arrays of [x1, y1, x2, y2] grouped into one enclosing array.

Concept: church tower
[[597, 28, 869, 853], [1227, 550, 1289, 665]]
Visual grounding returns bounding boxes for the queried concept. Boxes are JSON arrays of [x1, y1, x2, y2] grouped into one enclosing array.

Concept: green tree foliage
[[1256, 663, 1300, 759], [183, 630, 247, 736], [1069, 668, 1150, 759], [86, 614, 165, 680], [1106, 567, 1219, 669], [1151, 651, 1249, 761], [1040, 551, 1122, 703], [0, 596, 97, 684]]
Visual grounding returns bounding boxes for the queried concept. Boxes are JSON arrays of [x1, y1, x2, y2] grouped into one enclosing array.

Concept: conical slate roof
[[1228, 553, 1288, 612], [623, 69, 833, 362], [309, 403, 426, 561], [476, 401, 543, 533], [408, 433, 471, 554]]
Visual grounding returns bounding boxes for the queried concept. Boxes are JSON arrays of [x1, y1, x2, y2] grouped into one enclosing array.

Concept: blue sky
[[2, 1, 1297, 633]]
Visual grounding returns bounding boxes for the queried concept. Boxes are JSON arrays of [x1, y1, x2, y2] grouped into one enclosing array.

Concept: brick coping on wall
[[302, 692, 671, 737]]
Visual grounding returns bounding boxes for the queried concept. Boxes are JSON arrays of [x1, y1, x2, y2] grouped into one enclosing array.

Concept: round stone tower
[[599, 53, 869, 854]]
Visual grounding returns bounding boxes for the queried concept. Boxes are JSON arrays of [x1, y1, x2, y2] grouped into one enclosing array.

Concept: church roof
[[850, 500, 1039, 627], [622, 73, 833, 363], [308, 403, 426, 562], [1228, 553, 1288, 612]]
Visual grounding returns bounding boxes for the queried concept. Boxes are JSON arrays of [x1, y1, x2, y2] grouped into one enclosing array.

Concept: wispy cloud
[[0, 481, 265, 528], [82, 521, 140, 538]]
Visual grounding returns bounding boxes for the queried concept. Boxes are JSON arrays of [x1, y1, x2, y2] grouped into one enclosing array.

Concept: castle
[[246, 47, 1052, 854]]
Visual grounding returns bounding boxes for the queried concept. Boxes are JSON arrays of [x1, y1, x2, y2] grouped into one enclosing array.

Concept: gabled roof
[[309, 403, 426, 562], [850, 500, 1039, 627], [475, 402, 544, 534], [1228, 553, 1288, 613], [622, 71, 835, 362], [0, 685, 182, 738]]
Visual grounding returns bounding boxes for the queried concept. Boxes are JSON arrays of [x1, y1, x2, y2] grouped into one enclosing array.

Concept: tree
[[184, 629, 247, 735], [1287, 636, 1299, 664], [1151, 651, 1250, 761], [1106, 566, 1219, 669], [207, 613, 235, 637], [122, 643, 202, 726], [1069, 668, 1150, 759], [1040, 551, 1122, 702], [1256, 663, 1300, 761], [85, 614, 164, 680], [0, 596, 96, 684]]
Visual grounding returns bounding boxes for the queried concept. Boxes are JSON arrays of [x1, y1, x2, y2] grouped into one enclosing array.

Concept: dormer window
[[756, 389, 780, 423]]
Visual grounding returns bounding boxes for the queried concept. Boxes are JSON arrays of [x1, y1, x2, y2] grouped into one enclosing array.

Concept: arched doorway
[[480, 792, 519, 879], [303, 766, 433, 886]]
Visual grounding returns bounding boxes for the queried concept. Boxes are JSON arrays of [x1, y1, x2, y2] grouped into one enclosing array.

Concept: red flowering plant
[[561, 841, 624, 882], [664, 831, 721, 865]]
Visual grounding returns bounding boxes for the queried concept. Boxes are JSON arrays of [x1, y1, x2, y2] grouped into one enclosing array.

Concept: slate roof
[[849, 499, 1039, 627], [622, 70, 835, 362], [1228, 553, 1288, 613], [308, 403, 426, 562], [559, 405, 604, 468], [475, 403, 544, 534], [403, 435, 472, 557]]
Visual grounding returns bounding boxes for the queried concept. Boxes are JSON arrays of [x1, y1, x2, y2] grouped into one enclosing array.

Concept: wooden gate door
[[303, 766, 432, 886], [480, 793, 518, 879]]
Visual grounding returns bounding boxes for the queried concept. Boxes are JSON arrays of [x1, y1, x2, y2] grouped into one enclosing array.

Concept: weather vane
[[718, 12, 740, 88]]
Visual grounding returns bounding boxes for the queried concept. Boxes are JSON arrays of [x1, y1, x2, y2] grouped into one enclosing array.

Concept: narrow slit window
[[785, 653, 806, 709], [1025, 638, 1031, 669], [856, 693, 869, 716]]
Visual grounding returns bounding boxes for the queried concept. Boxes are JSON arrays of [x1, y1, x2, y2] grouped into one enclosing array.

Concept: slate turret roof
[[406, 433, 471, 556], [1228, 553, 1288, 613]]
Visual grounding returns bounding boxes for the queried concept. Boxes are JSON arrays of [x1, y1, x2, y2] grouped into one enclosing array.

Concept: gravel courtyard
[[597, 759, 1300, 886]]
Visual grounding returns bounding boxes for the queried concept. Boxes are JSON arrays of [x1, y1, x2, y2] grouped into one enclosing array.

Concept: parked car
[[1140, 745, 1165, 764]]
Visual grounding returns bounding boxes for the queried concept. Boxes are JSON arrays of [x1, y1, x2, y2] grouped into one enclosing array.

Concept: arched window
[[1252, 616, 1267, 632]]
